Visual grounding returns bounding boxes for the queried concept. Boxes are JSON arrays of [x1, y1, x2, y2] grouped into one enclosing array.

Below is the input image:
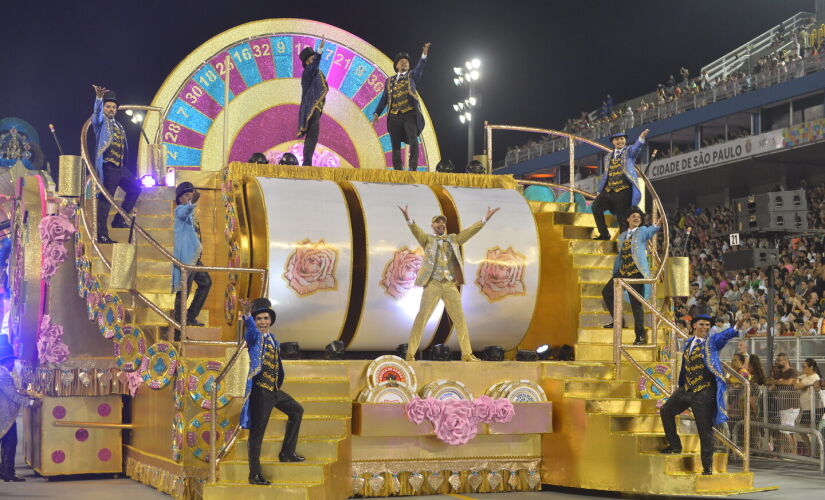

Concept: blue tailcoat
[[298, 54, 328, 133], [613, 224, 660, 300], [90, 97, 128, 179], [240, 316, 285, 429], [374, 56, 428, 135], [678, 327, 740, 425], [598, 138, 644, 206], [171, 202, 201, 292]]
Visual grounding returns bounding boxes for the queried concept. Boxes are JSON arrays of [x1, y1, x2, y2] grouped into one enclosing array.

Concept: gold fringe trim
[[125, 456, 203, 500], [351, 458, 541, 496], [227, 163, 519, 190]]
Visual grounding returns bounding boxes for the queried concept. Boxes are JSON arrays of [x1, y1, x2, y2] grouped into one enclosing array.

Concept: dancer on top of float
[[601, 207, 660, 345], [591, 128, 649, 240], [372, 43, 431, 171], [297, 37, 328, 166], [90, 85, 143, 244], [398, 205, 499, 361], [238, 298, 304, 486], [659, 305, 745, 476]]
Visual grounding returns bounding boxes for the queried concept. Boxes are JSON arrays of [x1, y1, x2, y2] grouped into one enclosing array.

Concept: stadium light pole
[[453, 58, 481, 166]]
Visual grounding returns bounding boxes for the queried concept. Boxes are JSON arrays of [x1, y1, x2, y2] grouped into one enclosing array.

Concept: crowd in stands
[[503, 21, 825, 167], [663, 179, 825, 447]]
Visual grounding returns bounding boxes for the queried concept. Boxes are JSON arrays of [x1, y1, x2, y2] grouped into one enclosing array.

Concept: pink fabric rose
[[423, 398, 445, 423], [492, 398, 515, 423], [37, 315, 70, 365], [39, 215, 75, 243], [435, 403, 478, 445], [405, 397, 429, 424], [472, 395, 497, 423]]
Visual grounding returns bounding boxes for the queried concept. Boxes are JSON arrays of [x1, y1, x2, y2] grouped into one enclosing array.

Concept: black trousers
[[591, 188, 632, 238], [388, 111, 419, 171], [174, 260, 212, 323], [247, 385, 304, 477], [302, 109, 321, 166], [660, 387, 717, 470], [97, 162, 142, 238], [602, 273, 645, 336], [0, 422, 17, 479]]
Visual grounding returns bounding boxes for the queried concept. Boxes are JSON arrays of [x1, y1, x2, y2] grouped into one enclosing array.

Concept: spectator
[[767, 353, 800, 453], [794, 358, 822, 455]]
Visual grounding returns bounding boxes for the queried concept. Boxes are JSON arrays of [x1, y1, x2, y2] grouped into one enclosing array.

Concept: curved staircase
[[533, 200, 761, 496]]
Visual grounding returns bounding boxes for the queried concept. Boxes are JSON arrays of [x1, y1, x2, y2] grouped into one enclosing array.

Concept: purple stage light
[[139, 175, 157, 188]]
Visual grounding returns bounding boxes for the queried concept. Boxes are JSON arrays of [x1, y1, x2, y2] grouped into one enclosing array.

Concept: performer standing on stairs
[[398, 205, 499, 361], [372, 43, 431, 170], [239, 298, 304, 486], [297, 37, 328, 166], [659, 306, 745, 475], [591, 128, 649, 240], [172, 182, 211, 336], [90, 85, 142, 244], [601, 207, 660, 345]]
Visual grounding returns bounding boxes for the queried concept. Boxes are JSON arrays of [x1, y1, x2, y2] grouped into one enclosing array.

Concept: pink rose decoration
[[405, 397, 429, 424], [493, 398, 515, 423], [472, 395, 496, 423], [283, 239, 338, 296], [435, 405, 478, 445], [475, 246, 527, 301], [380, 248, 423, 300], [37, 315, 70, 365], [423, 398, 445, 422]]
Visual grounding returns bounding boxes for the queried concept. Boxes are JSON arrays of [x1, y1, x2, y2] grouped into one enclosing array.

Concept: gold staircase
[[203, 361, 352, 500], [535, 200, 758, 495]]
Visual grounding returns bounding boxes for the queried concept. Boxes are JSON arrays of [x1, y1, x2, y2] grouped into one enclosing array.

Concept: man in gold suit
[[398, 205, 499, 361]]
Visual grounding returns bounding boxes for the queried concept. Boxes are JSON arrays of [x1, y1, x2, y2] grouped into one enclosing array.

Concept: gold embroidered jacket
[[407, 220, 484, 287]]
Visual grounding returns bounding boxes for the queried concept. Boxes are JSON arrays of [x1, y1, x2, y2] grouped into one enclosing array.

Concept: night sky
[[0, 0, 815, 170]]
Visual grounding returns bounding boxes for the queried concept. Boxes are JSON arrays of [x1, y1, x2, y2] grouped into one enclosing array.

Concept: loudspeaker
[[722, 248, 778, 271], [733, 211, 808, 233], [733, 189, 807, 217]]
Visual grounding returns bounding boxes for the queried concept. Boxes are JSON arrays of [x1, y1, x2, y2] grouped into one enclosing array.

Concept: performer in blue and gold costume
[[659, 305, 743, 475], [601, 207, 660, 345], [297, 37, 328, 166], [592, 129, 649, 240], [238, 298, 304, 486], [398, 205, 499, 361], [372, 43, 430, 170], [90, 85, 142, 244]]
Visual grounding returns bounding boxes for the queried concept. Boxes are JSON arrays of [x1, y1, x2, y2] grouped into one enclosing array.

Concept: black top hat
[[688, 303, 714, 326], [250, 298, 277, 323], [299, 47, 316, 66], [609, 132, 628, 141], [0, 335, 16, 363], [175, 182, 194, 204], [393, 52, 411, 69], [102, 90, 118, 104], [625, 206, 645, 220]]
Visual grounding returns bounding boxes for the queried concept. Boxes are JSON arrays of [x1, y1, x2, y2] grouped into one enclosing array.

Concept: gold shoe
[[462, 354, 481, 362], [405, 356, 415, 362]]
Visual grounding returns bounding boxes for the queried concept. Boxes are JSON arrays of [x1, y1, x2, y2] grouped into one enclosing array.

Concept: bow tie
[[435, 235, 448, 241]]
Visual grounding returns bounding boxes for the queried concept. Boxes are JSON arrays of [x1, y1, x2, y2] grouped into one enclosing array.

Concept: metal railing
[[79, 105, 268, 349], [503, 50, 825, 167], [727, 385, 824, 472]]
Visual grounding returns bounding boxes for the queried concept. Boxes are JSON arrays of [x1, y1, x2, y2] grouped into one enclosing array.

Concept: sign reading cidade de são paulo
[[647, 129, 784, 180]]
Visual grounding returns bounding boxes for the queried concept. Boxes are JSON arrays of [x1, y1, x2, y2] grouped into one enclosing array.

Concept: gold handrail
[[209, 332, 249, 483], [613, 278, 750, 472], [79, 108, 268, 344]]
